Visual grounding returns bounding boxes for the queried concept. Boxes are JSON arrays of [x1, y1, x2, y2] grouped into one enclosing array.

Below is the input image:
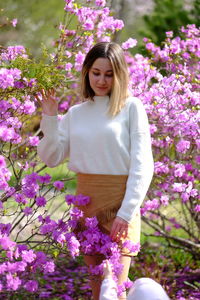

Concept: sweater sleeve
[[37, 112, 70, 168], [117, 98, 154, 223], [99, 278, 118, 300]]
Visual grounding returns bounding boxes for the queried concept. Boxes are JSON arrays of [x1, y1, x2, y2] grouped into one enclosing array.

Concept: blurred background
[[0, 0, 199, 57]]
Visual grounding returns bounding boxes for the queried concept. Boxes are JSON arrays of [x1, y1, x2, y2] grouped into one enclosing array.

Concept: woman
[[37, 42, 154, 300]]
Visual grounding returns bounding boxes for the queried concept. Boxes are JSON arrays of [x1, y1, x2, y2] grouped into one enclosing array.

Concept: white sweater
[[37, 95, 154, 223]]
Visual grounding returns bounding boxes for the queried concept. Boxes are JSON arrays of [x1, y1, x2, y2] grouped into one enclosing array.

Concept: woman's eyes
[[93, 72, 113, 77]]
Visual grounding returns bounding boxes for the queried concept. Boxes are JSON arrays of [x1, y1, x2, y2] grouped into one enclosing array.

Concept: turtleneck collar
[[93, 95, 110, 102]]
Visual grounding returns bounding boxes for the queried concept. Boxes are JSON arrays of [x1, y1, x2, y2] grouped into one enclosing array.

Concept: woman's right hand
[[35, 89, 58, 116]]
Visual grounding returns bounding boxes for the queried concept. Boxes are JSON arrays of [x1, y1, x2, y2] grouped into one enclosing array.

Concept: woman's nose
[[98, 75, 106, 84]]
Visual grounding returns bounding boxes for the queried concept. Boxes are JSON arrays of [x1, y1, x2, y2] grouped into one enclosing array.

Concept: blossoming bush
[[0, 0, 199, 298]]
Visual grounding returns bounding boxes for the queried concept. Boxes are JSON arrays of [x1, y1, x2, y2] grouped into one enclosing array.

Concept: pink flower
[[11, 19, 18, 27], [174, 163, 186, 177], [21, 250, 36, 263], [176, 140, 190, 153], [0, 68, 21, 89], [172, 182, 186, 193], [65, 63, 73, 71], [166, 31, 173, 38], [75, 51, 85, 64], [43, 261, 55, 273], [122, 38, 137, 50], [160, 195, 169, 206], [83, 19, 94, 30], [194, 205, 200, 212], [6, 273, 21, 291], [0, 236, 16, 250], [95, 0, 106, 7], [22, 98, 36, 114], [29, 136, 39, 146], [0, 155, 6, 168]]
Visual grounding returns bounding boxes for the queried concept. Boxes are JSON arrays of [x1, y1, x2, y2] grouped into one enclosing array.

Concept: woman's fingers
[[110, 217, 128, 242], [34, 94, 42, 106], [34, 89, 58, 115]]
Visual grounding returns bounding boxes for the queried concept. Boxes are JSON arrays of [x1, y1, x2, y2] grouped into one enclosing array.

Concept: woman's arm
[[36, 89, 70, 167], [117, 98, 154, 223]]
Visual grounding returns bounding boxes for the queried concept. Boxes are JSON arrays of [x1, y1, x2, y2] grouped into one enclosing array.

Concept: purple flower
[[53, 180, 64, 190], [14, 193, 27, 205], [66, 194, 90, 206], [38, 173, 52, 184], [40, 221, 57, 234], [21, 250, 36, 263], [85, 217, 98, 228], [59, 100, 70, 112], [36, 196, 47, 207], [23, 207, 33, 216], [0, 223, 12, 235], [70, 207, 83, 220], [65, 233, 80, 257], [25, 280, 38, 292]]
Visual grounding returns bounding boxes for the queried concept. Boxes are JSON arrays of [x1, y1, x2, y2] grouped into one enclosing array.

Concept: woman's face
[[88, 58, 114, 96]]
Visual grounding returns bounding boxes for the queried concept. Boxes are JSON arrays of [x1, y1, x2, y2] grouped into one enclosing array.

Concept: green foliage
[[141, 0, 200, 46], [0, 0, 65, 57]]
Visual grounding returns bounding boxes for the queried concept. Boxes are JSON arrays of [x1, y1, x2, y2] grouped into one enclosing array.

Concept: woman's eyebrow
[[92, 68, 113, 72]]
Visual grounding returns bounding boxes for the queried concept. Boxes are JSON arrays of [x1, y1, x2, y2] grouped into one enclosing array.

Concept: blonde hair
[[80, 42, 130, 117]]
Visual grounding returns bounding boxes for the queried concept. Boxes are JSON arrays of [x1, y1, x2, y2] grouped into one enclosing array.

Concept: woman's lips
[[97, 86, 108, 90]]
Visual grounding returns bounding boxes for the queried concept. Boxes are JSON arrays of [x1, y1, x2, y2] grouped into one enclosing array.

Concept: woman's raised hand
[[35, 89, 58, 116]]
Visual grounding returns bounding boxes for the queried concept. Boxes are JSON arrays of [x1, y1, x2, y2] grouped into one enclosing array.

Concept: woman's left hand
[[110, 216, 129, 242]]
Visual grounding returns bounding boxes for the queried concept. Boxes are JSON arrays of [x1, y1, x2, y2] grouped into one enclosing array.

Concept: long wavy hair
[[80, 42, 130, 117]]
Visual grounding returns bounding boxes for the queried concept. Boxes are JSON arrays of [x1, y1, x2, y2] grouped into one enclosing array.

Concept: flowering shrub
[[0, 0, 199, 298], [130, 26, 200, 258]]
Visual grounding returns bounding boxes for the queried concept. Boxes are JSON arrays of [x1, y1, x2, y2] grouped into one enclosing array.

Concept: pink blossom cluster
[[0, 233, 55, 292], [124, 26, 199, 235], [0, 156, 12, 192], [0, 68, 21, 89], [0, 45, 27, 62], [38, 194, 140, 296]]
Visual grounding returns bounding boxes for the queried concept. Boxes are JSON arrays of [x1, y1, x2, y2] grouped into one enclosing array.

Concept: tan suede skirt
[[75, 173, 141, 256]]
